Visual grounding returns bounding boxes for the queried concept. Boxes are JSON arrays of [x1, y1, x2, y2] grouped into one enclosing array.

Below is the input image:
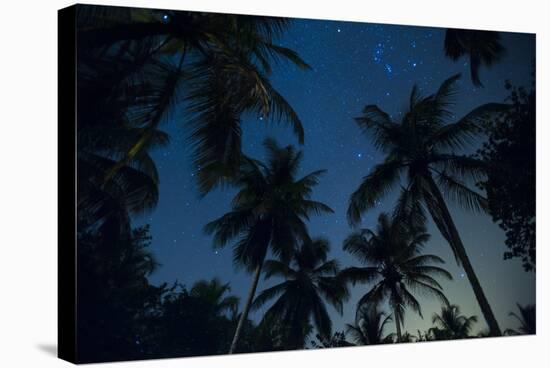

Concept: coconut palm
[[342, 213, 452, 342], [77, 6, 310, 192], [251, 238, 349, 349], [347, 74, 505, 336], [444, 29, 505, 87], [429, 304, 478, 340], [345, 304, 394, 345], [189, 278, 240, 319], [504, 303, 536, 335], [77, 125, 168, 233], [205, 138, 333, 353]]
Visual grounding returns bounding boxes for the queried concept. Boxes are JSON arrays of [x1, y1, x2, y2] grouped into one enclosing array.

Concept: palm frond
[[347, 159, 403, 225], [251, 281, 291, 311], [435, 171, 488, 213], [340, 266, 379, 286], [263, 260, 297, 279], [354, 105, 397, 150]]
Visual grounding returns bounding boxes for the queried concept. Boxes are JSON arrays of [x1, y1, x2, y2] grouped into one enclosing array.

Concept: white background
[[0, 0, 546, 366]]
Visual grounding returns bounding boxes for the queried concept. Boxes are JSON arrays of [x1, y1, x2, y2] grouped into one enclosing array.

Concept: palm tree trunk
[[228, 262, 263, 354], [394, 307, 402, 343], [425, 175, 502, 336]]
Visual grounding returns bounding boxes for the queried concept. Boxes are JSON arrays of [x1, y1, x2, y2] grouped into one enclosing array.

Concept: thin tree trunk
[[228, 262, 263, 354], [425, 175, 502, 336], [394, 307, 402, 343]]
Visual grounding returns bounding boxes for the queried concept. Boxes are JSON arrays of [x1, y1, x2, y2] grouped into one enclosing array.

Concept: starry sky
[[134, 16, 535, 337]]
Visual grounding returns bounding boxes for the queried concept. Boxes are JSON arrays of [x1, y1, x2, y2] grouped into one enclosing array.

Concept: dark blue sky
[[135, 17, 535, 336]]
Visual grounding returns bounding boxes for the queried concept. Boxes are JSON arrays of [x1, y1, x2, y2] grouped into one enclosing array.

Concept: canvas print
[[59, 3, 535, 364]]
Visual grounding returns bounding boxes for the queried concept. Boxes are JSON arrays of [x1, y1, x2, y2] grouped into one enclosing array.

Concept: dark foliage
[[310, 331, 353, 348], [444, 29, 505, 87], [341, 213, 452, 342], [477, 79, 536, 271], [76, 5, 310, 195], [428, 304, 478, 340], [142, 279, 239, 358], [504, 303, 536, 335], [345, 304, 394, 345], [76, 225, 162, 362], [252, 238, 349, 349]]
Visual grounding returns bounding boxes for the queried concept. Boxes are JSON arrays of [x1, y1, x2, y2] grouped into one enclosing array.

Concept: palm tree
[[429, 304, 478, 340], [444, 29, 505, 87], [342, 213, 452, 342], [504, 303, 536, 335], [345, 304, 394, 345], [77, 6, 310, 193], [205, 138, 333, 353], [77, 125, 168, 233], [251, 238, 349, 349], [347, 74, 505, 336], [189, 278, 240, 319]]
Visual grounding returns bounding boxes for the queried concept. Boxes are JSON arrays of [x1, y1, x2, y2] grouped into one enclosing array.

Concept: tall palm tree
[[251, 238, 349, 349], [345, 304, 394, 345], [444, 29, 505, 87], [205, 138, 333, 353], [342, 213, 452, 342], [429, 304, 478, 340], [347, 74, 505, 336], [77, 6, 310, 193], [504, 303, 536, 335]]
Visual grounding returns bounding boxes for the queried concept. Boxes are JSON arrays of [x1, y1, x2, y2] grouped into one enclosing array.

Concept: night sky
[[135, 16, 535, 337]]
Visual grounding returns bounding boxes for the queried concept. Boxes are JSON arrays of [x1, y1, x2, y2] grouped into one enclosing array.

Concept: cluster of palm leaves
[[345, 304, 394, 345], [444, 29, 505, 87], [77, 5, 310, 238], [504, 304, 536, 335], [342, 213, 452, 342], [428, 304, 478, 340]]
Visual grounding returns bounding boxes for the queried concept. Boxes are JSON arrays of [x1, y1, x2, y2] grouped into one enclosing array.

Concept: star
[[337, 28, 341, 33], [357, 153, 363, 158]]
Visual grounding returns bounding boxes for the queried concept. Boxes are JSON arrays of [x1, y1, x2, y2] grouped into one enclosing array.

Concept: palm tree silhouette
[[77, 124, 168, 238], [504, 303, 536, 335], [345, 304, 394, 345], [77, 6, 310, 192], [444, 29, 505, 87], [347, 74, 505, 336], [205, 138, 333, 353], [189, 278, 240, 319], [429, 304, 478, 340], [342, 213, 452, 342], [251, 238, 349, 349]]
